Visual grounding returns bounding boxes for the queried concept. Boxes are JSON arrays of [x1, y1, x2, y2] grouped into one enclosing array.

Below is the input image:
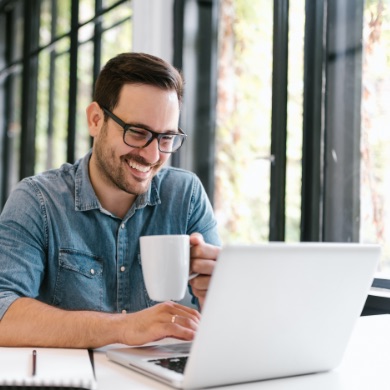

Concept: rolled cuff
[[0, 292, 21, 320]]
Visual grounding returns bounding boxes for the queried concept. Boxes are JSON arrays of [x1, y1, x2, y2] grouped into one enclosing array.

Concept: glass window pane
[[40, 0, 52, 47], [101, 0, 132, 32], [79, 0, 95, 25], [9, 73, 22, 190], [36, 49, 50, 172], [35, 37, 70, 174], [11, 1, 24, 63], [76, 41, 94, 160], [101, 16, 132, 63], [215, 0, 273, 244], [103, 0, 124, 8], [79, 21, 95, 44], [360, 0, 390, 274], [52, 51, 70, 168], [56, 0, 71, 37]]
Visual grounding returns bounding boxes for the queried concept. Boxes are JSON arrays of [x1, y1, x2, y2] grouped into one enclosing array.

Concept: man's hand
[[121, 301, 201, 346], [189, 233, 221, 309], [0, 298, 201, 348]]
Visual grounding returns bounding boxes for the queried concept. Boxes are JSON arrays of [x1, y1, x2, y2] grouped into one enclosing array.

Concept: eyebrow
[[125, 122, 180, 134]]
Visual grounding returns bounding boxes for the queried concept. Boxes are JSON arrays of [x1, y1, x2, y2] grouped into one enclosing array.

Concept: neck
[[88, 157, 137, 219]]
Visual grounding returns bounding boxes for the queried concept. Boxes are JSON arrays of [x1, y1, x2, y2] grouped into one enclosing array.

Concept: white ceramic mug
[[140, 234, 196, 301]]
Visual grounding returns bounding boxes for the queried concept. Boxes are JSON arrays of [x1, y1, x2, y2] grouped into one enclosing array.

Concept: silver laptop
[[107, 243, 380, 389]]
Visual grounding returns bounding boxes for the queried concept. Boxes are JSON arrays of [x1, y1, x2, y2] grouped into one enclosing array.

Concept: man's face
[[92, 84, 180, 196]]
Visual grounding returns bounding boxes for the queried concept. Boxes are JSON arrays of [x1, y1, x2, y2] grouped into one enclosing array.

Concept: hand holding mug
[[188, 233, 221, 308]]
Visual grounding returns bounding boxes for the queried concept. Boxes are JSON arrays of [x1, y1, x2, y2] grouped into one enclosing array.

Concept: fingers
[[167, 301, 201, 323], [189, 232, 204, 246], [189, 233, 220, 275], [190, 233, 220, 260], [189, 274, 209, 307], [168, 312, 197, 334], [190, 258, 216, 276], [188, 233, 221, 309], [157, 302, 201, 341], [122, 301, 201, 346]]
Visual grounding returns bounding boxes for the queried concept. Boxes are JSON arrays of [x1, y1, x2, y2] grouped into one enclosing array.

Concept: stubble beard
[[94, 125, 161, 196]]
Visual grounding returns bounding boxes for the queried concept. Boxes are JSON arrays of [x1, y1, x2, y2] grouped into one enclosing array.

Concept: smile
[[129, 160, 151, 173]]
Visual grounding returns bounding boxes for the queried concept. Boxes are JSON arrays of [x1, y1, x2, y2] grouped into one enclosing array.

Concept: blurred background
[[0, 0, 390, 276]]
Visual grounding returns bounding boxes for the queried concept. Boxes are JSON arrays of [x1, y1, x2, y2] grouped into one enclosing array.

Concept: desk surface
[[94, 314, 390, 389]]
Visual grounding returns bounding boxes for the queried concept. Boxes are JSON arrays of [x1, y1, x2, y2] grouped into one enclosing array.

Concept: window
[[215, 0, 304, 243], [2, 0, 390, 278], [214, 0, 304, 243], [360, 0, 390, 274], [213, 0, 390, 276], [0, 0, 132, 207]]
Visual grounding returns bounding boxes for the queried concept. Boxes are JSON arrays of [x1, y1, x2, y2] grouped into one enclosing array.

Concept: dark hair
[[94, 52, 184, 111]]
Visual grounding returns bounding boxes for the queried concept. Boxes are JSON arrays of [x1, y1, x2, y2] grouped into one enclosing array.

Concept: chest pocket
[[52, 249, 104, 311]]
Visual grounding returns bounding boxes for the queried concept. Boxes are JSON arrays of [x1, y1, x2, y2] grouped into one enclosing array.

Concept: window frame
[[0, 0, 132, 208]]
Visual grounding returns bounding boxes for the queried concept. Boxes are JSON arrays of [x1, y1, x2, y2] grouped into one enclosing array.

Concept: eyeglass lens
[[124, 128, 184, 153]]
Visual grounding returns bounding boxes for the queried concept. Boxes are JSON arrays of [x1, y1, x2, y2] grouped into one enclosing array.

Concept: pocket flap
[[59, 249, 103, 278]]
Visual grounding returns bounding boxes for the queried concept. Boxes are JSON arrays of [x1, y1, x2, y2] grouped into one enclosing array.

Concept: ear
[[86, 102, 104, 137]]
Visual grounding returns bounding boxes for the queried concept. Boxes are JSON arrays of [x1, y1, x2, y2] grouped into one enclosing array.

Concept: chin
[[125, 181, 151, 196]]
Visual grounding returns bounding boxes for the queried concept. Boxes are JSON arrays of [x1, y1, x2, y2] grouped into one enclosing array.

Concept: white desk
[[94, 315, 390, 389]]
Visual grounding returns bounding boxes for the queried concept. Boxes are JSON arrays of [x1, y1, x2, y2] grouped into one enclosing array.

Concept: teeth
[[129, 160, 151, 173]]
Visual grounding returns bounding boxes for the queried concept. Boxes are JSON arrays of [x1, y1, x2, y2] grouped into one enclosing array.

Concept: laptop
[[106, 242, 380, 389]]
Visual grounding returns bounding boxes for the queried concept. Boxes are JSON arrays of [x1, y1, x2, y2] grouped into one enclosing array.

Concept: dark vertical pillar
[[269, 0, 289, 241], [323, 0, 363, 242], [67, 0, 79, 163], [20, 0, 40, 178], [300, 0, 325, 241]]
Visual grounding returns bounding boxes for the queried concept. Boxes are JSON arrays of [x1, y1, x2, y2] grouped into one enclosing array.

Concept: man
[[0, 53, 221, 348]]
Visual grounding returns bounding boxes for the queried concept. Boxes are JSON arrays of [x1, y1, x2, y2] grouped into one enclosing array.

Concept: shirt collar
[[74, 150, 161, 213]]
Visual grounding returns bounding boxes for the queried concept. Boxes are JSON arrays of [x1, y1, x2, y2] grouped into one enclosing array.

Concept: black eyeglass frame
[[101, 106, 187, 153]]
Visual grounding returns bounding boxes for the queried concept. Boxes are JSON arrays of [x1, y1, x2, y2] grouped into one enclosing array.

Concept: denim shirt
[[0, 151, 220, 318]]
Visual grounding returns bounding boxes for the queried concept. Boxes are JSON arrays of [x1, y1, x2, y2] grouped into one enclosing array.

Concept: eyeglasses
[[101, 107, 186, 153]]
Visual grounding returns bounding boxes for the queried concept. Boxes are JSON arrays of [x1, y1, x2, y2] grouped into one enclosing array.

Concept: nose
[[138, 137, 160, 163]]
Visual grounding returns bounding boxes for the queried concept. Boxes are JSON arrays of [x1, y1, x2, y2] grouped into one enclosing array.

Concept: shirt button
[[121, 223, 125, 229], [90, 269, 95, 275], [122, 309, 127, 314], [120, 266, 126, 272]]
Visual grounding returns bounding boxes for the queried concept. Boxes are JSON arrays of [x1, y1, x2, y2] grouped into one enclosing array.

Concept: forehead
[[117, 83, 179, 108], [116, 84, 180, 129]]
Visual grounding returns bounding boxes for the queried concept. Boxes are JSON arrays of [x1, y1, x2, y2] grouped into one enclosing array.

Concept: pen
[[32, 350, 37, 376]]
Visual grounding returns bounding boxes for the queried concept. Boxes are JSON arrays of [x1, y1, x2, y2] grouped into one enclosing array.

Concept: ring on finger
[[171, 315, 178, 324]]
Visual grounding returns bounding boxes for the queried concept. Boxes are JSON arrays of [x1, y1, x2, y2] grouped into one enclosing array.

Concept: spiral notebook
[[0, 347, 97, 389]]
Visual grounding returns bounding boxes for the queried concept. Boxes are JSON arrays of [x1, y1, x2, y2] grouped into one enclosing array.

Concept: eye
[[127, 127, 149, 140], [161, 134, 174, 141], [159, 134, 176, 146]]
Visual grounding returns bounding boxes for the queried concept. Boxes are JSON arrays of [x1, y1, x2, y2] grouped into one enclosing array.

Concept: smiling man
[[0, 53, 221, 348], [88, 82, 180, 218]]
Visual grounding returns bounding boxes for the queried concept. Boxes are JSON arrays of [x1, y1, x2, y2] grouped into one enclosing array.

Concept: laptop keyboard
[[149, 357, 188, 374]]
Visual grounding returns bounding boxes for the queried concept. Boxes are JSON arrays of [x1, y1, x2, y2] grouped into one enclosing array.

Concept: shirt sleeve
[[187, 175, 222, 247], [0, 179, 47, 319]]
